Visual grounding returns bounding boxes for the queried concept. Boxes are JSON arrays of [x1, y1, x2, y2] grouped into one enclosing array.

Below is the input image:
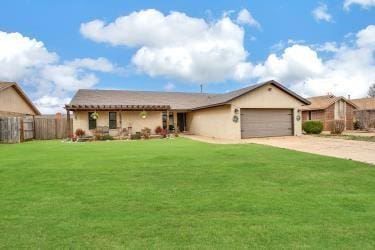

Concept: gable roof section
[[66, 80, 310, 111], [302, 95, 358, 111], [351, 97, 375, 110], [192, 80, 310, 110], [0, 82, 41, 115]]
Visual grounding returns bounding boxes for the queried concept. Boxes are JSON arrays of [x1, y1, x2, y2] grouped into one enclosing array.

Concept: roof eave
[[224, 80, 311, 105]]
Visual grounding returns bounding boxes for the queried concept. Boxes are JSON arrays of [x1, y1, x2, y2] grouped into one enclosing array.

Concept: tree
[[369, 83, 375, 98]]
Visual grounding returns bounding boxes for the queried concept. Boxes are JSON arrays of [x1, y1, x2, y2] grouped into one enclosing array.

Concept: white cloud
[[233, 62, 253, 81], [253, 45, 324, 83], [315, 42, 339, 52], [344, 0, 375, 10], [34, 96, 72, 114], [356, 25, 375, 48], [81, 9, 251, 83], [0, 31, 57, 80], [253, 25, 375, 98], [164, 82, 175, 91], [0, 31, 119, 113], [66, 57, 116, 72], [236, 9, 261, 29], [81, 10, 375, 99], [312, 3, 333, 22]]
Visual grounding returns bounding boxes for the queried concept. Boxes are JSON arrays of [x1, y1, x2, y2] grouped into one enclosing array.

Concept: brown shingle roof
[[302, 95, 358, 111], [0, 81, 41, 115], [351, 97, 375, 110], [66, 80, 310, 111], [68, 89, 216, 110]]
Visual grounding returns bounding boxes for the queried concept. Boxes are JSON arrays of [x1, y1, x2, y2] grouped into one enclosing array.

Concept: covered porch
[[65, 104, 190, 138]]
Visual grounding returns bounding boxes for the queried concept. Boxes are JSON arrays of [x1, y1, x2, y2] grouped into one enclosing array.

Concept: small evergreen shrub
[[302, 120, 323, 134]]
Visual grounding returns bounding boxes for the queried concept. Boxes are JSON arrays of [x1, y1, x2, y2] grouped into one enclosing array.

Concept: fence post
[[20, 117, 24, 142], [67, 110, 71, 139]]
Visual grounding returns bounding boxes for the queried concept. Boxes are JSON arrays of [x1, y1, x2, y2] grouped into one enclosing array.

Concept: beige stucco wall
[[0, 86, 36, 116], [72, 110, 162, 136], [120, 111, 163, 134], [188, 83, 306, 139], [187, 105, 233, 139]]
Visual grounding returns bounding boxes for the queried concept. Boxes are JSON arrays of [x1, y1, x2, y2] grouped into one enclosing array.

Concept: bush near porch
[[302, 120, 323, 134]]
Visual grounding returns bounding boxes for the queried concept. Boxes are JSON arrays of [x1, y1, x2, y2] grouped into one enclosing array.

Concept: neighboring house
[[301, 95, 357, 131], [65, 80, 310, 139], [0, 82, 41, 117], [351, 97, 375, 129]]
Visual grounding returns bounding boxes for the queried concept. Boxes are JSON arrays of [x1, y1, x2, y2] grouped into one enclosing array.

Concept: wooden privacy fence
[[23, 116, 34, 140], [34, 117, 72, 140], [0, 116, 73, 143], [0, 117, 22, 143]]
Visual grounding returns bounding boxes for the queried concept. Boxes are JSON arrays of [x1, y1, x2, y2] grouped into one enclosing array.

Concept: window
[[88, 112, 97, 130], [109, 112, 117, 129], [162, 111, 167, 129]]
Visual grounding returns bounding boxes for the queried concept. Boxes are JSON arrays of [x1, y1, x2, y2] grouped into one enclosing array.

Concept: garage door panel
[[241, 109, 293, 138]]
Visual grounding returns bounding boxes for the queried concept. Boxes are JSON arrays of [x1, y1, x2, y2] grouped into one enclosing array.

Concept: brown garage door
[[241, 109, 293, 138]]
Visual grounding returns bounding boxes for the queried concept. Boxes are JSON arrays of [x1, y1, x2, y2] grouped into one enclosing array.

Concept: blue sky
[[0, 0, 374, 113]]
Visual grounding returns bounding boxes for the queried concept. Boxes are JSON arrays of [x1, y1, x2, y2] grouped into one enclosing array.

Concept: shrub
[[331, 120, 345, 134], [102, 135, 113, 140], [141, 127, 151, 139], [370, 120, 375, 129], [160, 129, 168, 138], [353, 120, 362, 130], [131, 132, 141, 140], [302, 120, 323, 134], [75, 128, 85, 137], [155, 126, 162, 134]]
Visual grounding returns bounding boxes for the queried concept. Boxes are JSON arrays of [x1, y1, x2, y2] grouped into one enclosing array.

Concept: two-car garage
[[240, 109, 294, 138], [188, 80, 310, 139]]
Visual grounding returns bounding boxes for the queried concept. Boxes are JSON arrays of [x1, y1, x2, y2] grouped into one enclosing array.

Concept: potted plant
[[141, 127, 151, 139], [75, 128, 85, 138], [155, 126, 162, 134], [160, 128, 168, 138]]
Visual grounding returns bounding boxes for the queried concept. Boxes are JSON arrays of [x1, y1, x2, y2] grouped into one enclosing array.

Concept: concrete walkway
[[182, 134, 375, 165]]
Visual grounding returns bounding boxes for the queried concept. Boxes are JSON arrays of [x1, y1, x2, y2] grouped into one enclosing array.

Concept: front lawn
[[0, 139, 374, 249]]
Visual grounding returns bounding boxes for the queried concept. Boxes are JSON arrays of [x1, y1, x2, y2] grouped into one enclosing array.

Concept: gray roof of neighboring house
[[66, 80, 310, 111], [0, 81, 41, 115]]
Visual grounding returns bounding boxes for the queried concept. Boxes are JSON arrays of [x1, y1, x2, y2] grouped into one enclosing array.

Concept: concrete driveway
[[183, 135, 375, 165]]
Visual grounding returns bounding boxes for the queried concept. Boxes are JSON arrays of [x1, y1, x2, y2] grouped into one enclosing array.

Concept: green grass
[[315, 134, 375, 142], [0, 138, 374, 249]]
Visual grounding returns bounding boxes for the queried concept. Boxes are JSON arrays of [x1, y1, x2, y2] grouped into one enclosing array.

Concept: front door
[[177, 113, 187, 132]]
